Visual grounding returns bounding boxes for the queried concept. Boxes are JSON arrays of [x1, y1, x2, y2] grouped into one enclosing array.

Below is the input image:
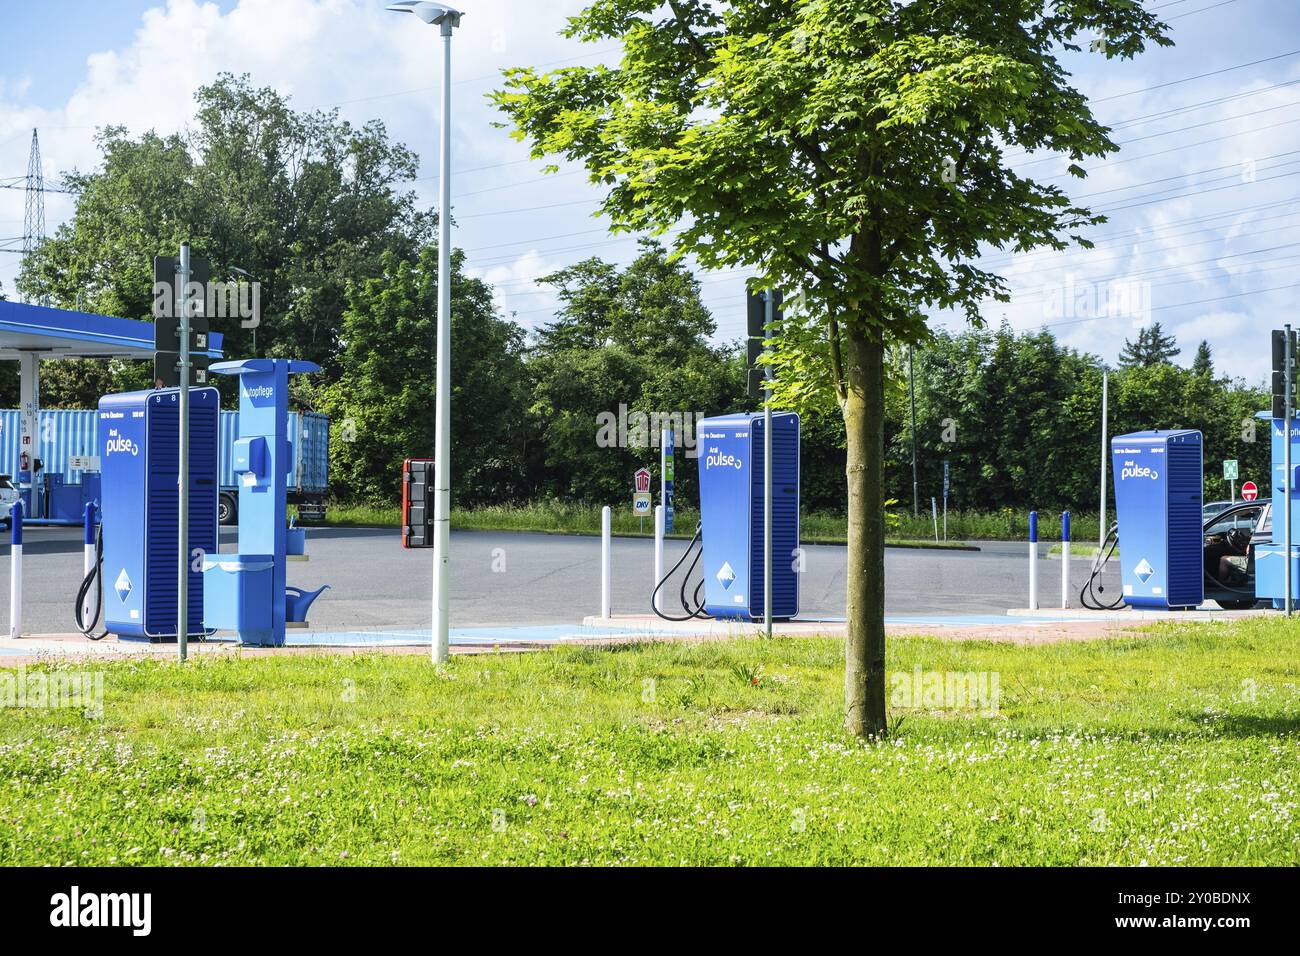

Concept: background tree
[[17, 74, 429, 406], [323, 247, 528, 505], [495, 0, 1170, 737], [1192, 340, 1214, 378], [1118, 320, 1181, 368], [526, 242, 747, 504]]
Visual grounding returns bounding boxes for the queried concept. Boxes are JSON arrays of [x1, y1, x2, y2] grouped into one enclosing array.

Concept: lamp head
[[386, 1, 463, 28]]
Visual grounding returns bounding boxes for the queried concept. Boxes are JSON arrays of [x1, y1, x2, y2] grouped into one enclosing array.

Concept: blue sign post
[[661, 428, 675, 535]]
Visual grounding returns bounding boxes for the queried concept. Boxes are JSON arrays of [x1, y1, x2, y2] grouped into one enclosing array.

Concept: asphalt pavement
[[0, 526, 1120, 636]]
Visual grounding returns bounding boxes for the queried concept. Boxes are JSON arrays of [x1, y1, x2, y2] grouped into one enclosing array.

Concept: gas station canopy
[[0, 299, 224, 359], [0, 298, 225, 522]]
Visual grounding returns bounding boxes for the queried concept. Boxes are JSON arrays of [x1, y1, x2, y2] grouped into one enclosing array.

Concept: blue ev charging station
[[202, 359, 329, 646], [696, 412, 799, 620], [98, 387, 221, 640], [1109, 430, 1204, 610], [1251, 415, 1300, 606]]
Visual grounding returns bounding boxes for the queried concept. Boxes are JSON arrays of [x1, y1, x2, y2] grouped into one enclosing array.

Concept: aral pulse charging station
[[1253, 415, 1300, 606], [1110, 430, 1204, 610], [696, 412, 800, 620], [93, 359, 327, 645]]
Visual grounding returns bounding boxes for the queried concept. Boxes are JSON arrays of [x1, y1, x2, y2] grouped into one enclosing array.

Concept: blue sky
[[2, 0, 1300, 383]]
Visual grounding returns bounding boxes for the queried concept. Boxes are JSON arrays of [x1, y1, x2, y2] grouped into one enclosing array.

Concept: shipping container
[[0, 407, 330, 524]]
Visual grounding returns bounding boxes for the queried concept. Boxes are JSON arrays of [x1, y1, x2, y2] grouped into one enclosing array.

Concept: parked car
[[0, 473, 17, 530], [1202, 501, 1270, 610], [1203, 500, 1235, 520]]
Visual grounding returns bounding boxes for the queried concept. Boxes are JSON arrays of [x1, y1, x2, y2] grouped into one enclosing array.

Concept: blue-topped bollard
[[9, 499, 22, 638], [1061, 510, 1071, 609], [1028, 510, 1039, 611], [82, 501, 98, 626]]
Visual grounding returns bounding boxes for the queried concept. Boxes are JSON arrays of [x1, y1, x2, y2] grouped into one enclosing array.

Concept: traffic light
[[402, 458, 436, 549], [745, 289, 782, 399], [1271, 329, 1300, 420]]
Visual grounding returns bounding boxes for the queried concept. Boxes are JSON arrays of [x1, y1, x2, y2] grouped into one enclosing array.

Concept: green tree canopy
[[18, 73, 429, 405], [323, 246, 529, 506]]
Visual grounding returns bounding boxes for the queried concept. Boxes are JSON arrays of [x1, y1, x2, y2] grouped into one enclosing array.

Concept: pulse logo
[[242, 385, 274, 400], [1120, 464, 1158, 481], [705, 452, 743, 471], [104, 434, 139, 456]]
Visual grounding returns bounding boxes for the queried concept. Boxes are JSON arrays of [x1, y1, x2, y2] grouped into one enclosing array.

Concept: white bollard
[[83, 502, 97, 626], [1028, 510, 1039, 611], [1060, 510, 1071, 609], [600, 505, 612, 619], [9, 500, 23, 639], [653, 504, 664, 614]]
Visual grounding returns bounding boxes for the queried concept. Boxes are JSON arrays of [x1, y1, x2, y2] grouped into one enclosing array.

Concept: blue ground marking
[[0, 647, 30, 656]]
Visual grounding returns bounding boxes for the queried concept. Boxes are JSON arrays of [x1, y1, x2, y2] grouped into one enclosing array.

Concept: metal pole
[[653, 504, 664, 614], [763, 290, 773, 639], [178, 242, 191, 662], [1286, 325, 1293, 617], [600, 505, 611, 619], [1099, 369, 1109, 550], [909, 344, 919, 517], [431, 24, 454, 662]]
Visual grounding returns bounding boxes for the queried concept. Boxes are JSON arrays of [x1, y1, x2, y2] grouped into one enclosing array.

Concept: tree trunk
[[842, 324, 887, 738]]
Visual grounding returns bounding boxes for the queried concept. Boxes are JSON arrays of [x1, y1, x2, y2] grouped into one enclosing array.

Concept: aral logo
[[49, 885, 152, 937], [242, 384, 274, 400]]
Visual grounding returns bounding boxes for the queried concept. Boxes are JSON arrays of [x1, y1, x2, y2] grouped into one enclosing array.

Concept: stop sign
[[1242, 481, 1259, 501]]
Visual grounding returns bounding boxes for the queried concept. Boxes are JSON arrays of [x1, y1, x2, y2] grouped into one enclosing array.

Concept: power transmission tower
[[22, 128, 46, 304]]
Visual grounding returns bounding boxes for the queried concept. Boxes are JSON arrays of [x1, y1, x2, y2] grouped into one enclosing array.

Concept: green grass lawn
[[4, 619, 1294, 866]]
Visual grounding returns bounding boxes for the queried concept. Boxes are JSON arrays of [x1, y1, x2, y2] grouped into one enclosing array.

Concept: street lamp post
[[388, 1, 463, 663]]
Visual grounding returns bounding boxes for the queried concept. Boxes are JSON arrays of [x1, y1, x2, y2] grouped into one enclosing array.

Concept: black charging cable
[[74, 522, 108, 640], [1080, 522, 1125, 611], [651, 524, 711, 621]]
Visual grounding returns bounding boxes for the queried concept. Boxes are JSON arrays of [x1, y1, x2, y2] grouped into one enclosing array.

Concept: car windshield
[[1205, 506, 1261, 535]]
